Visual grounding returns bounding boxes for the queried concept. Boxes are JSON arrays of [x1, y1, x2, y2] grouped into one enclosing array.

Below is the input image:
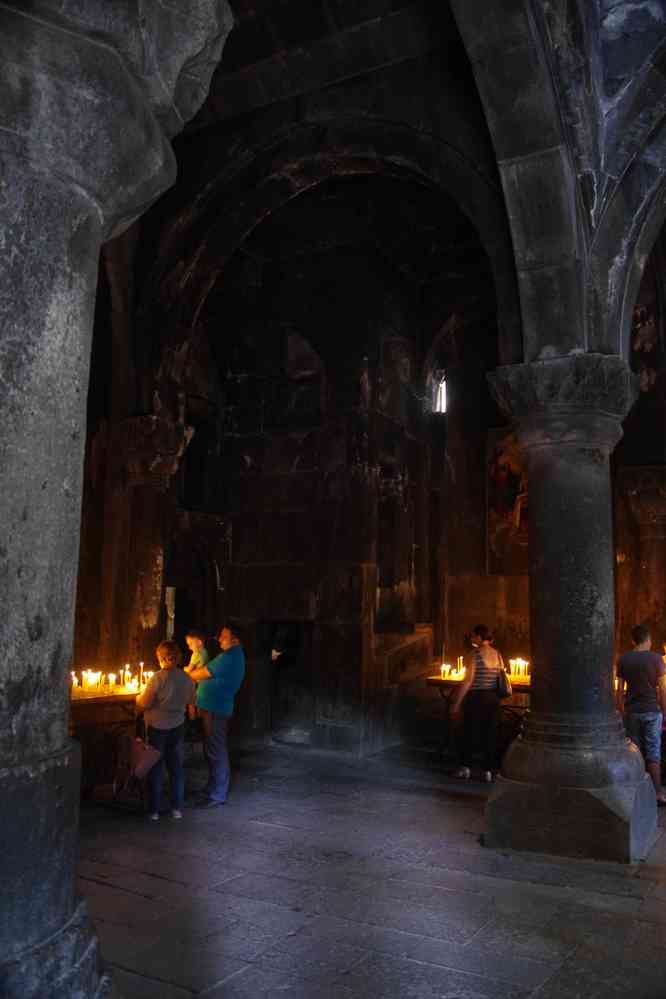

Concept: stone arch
[[449, 0, 584, 359], [588, 113, 666, 361], [139, 116, 523, 365]]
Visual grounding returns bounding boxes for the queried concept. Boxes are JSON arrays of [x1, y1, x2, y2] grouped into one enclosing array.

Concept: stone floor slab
[[109, 965, 194, 998], [302, 916, 558, 990], [113, 936, 248, 994], [344, 951, 531, 999], [212, 871, 321, 909], [77, 744, 666, 999], [309, 884, 494, 943], [253, 929, 369, 979]]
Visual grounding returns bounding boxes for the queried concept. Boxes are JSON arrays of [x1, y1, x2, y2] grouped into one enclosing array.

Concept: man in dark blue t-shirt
[[617, 623, 666, 806], [189, 623, 245, 807]]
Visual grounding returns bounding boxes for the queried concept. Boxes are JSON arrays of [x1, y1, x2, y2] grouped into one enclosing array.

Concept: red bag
[[131, 737, 162, 779]]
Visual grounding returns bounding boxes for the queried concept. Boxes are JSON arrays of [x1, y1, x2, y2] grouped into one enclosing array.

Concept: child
[[136, 640, 195, 821], [184, 629, 209, 675]]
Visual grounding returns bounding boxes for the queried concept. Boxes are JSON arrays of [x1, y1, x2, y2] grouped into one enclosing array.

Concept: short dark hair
[[472, 624, 493, 644], [156, 639, 183, 665], [185, 628, 206, 641], [631, 624, 650, 646], [219, 622, 243, 644]]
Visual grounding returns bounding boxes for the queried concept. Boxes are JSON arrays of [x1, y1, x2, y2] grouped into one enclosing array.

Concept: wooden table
[[70, 692, 139, 795], [426, 675, 530, 704]]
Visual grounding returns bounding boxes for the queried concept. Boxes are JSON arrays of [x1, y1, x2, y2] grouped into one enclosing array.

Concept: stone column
[[0, 4, 231, 996], [486, 354, 655, 862]]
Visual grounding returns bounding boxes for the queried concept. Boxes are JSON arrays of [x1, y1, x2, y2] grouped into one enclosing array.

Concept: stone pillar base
[[485, 773, 657, 862], [1, 899, 111, 999]]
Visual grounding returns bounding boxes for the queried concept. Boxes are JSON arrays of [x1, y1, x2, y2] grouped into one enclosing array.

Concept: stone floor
[[79, 743, 666, 999]]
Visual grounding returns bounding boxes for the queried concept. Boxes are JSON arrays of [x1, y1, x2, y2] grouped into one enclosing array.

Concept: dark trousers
[[460, 690, 500, 771], [200, 710, 231, 802], [146, 724, 185, 813]]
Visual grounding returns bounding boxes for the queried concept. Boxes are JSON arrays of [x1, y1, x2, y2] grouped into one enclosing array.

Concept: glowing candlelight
[[139, 661, 144, 686], [124, 663, 130, 687], [70, 672, 79, 688], [108, 673, 117, 688], [509, 657, 530, 680]]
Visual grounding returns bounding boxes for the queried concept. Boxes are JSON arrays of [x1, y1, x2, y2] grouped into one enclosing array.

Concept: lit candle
[[70, 672, 79, 688], [509, 657, 530, 680], [139, 661, 144, 686], [108, 673, 117, 689], [124, 663, 130, 687]]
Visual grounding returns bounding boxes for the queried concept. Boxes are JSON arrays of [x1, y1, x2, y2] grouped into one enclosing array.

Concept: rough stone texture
[[75, 170, 505, 756], [24, 0, 234, 142], [6, 8, 666, 987], [448, 1, 666, 373], [617, 465, 666, 648], [76, 743, 666, 999], [0, 2, 232, 995], [487, 355, 654, 862]]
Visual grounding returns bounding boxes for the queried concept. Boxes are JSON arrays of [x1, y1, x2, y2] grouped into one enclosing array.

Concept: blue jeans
[[625, 711, 663, 764], [200, 710, 230, 802], [147, 724, 185, 813]]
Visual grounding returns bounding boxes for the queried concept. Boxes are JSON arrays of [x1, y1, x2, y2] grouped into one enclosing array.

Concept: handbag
[[497, 655, 512, 700], [131, 737, 162, 779]]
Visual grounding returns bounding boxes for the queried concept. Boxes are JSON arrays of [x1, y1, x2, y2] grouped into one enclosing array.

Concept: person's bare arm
[[658, 674, 666, 716], [450, 657, 476, 716], [136, 678, 157, 711], [189, 665, 211, 683], [186, 678, 196, 707]]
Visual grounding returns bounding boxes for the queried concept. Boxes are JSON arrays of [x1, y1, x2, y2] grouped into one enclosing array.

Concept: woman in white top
[[136, 640, 195, 820], [450, 624, 503, 782]]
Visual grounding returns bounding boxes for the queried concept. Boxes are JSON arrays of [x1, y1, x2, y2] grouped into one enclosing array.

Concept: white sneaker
[[454, 766, 471, 779], [148, 812, 159, 821], [172, 809, 183, 820], [483, 770, 493, 783]]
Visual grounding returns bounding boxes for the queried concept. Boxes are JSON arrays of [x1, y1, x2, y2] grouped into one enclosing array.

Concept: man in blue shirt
[[189, 623, 245, 807]]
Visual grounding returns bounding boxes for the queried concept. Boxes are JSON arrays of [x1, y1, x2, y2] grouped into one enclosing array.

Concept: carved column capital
[[0, 1, 233, 235], [488, 354, 638, 452]]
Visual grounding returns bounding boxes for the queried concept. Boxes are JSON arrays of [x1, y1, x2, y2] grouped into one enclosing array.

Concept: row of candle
[[439, 656, 531, 681], [440, 656, 466, 680], [70, 663, 154, 696], [508, 657, 530, 679]]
